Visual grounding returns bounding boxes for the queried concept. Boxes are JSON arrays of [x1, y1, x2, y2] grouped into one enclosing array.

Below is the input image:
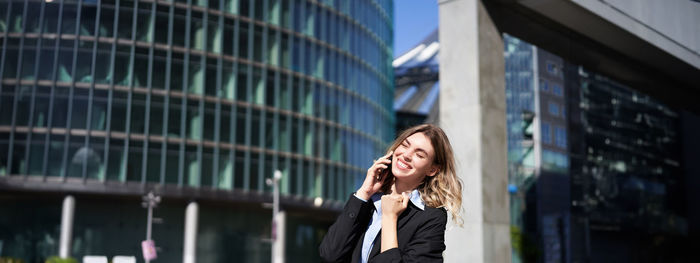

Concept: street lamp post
[[266, 170, 284, 263], [142, 191, 161, 263]]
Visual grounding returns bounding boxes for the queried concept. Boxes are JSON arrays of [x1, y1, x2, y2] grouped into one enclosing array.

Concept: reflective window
[[172, 9, 186, 47], [548, 102, 559, 117], [554, 126, 567, 148], [116, 5, 133, 39], [251, 108, 262, 147], [541, 122, 551, 144], [279, 115, 290, 152], [217, 149, 233, 189], [203, 102, 215, 141], [185, 145, 198, 186], [225, 0, 239, 14], [252, 25, 263, 62], [105, 139, 125, 181], [546, 61, 557, 75], [552, 84, 563, 97], [130, 93, 147, 134], [201, 147, 214, 186], [165, 143, 180, 184], [190, 11, 204, 50], [145, 142, 161, 182], [186, 99, 201, 140], [70, 90, 90, 129], [269, 0, 281, 25], [238, 21, 250, 58], [220, 104, 232, 142], [154, 6, 170, 44], [168, 97, 183, 137], [126, 141, 143, 181]]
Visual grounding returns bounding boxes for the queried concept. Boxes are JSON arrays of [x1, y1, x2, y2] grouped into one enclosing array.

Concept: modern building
[[392, 29, 439, 132], [393, 1, 700, 260], [438, 0, 700, 261], [504, 33, 693, 262], [0, 0, 395, 262]]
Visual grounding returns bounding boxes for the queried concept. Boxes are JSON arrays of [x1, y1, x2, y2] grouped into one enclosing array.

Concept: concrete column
[[273, 211, 286, 263], [438, 0, 511, 262], [59, 195, 75, 258], [183, 202, 199, 263]]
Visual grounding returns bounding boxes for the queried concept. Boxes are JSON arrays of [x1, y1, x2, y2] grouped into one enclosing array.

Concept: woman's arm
[[319, 194, 374, 263], [319, 152, 392, 262]]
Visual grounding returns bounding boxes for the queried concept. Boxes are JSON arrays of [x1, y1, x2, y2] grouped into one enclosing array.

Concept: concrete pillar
[[183, 202, 198, 263], [438, 0, 511, 262], [273, 211, 286, 263], [59, 195, 75, 258]]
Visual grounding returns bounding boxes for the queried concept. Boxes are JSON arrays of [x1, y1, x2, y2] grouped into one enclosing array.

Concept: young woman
[[319, 124, 463, 263]]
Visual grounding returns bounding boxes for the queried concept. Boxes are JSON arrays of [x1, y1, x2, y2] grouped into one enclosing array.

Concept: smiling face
[[391, 132, 438, 188]]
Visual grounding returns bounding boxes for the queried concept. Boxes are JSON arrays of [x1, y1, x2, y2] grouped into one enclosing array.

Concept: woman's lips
[[396, 158, 412, 170]]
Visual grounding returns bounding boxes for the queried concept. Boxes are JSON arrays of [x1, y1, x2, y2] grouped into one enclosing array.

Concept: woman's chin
[[392, 171, 413, 179]]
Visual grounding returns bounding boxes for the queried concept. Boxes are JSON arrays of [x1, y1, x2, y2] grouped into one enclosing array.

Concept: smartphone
[[377, 155, 392, 182]]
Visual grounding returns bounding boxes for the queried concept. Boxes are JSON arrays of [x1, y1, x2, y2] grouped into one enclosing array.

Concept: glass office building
[[0, 0, 394, 262], [504, 33, 692, 263]]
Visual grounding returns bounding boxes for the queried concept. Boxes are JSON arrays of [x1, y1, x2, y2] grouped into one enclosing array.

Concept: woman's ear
[[427, 165, 439, 177]]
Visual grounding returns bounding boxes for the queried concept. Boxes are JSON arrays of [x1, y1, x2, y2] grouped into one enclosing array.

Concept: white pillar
[[439, 0, 511, 262], [273, 211, 286, 263], [183, 202, 199, 263], [59, 195, 75, 258]]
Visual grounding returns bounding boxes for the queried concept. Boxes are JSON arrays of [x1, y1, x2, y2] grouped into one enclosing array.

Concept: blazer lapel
[[368, 204, 420, 259]]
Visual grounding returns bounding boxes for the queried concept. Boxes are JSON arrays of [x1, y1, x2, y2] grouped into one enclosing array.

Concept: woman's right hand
[[356, 151, 393, 200]]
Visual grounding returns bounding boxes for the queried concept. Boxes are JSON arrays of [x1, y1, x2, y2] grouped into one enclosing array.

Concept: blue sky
[[393, 0, 439, 58]]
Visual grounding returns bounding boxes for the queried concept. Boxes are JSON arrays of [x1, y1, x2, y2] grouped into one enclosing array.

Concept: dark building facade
[[0, 0, 395, 262], [503, 33, 699, 263], [566, 65, 689, 262]]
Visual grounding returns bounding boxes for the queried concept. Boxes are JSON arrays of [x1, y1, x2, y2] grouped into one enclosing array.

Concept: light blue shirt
[[354, 190, 425, 263]]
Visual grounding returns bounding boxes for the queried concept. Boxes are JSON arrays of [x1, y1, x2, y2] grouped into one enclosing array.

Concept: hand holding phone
[[376, 155, 392, 181], [357, 151, 393, 200]]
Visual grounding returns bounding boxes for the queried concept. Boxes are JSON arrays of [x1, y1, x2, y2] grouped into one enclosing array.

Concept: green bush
[[510, 225, 542, 262], [44, 256, 77, 263], [0, 257, 25, 263]]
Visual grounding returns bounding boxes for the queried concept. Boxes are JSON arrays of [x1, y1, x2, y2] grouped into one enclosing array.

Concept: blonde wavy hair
[[382, 124, 463, 226]]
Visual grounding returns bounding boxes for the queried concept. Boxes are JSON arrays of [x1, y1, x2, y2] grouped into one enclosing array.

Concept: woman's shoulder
[[421, 205, 448, 221]]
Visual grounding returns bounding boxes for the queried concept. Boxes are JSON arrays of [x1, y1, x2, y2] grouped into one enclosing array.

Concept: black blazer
[[319, 194, 447, 263]]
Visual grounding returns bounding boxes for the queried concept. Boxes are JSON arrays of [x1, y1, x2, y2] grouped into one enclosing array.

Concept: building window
[[540, 80, 549, 91], [552, 84, 563, 97], [546, 61, 558, 75], [541, 122, 551, 144], [548, 102, 559, 117], [542, 149, 569, 171], [554, 126, 567, 148]]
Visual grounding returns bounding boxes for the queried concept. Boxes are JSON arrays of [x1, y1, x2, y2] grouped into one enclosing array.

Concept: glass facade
[[505, 33, 690, 263], [568, 66, 684, 233], [504, 34, 539, 263], [0, 0, 394, 262], [0, 0, 394, 198]]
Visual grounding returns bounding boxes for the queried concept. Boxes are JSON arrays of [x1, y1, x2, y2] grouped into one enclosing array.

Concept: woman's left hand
[[381, 191, 409, 218], [380, 185, 410, 253]]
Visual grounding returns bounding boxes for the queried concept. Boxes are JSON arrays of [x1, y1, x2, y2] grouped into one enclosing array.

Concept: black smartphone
[[377, 155, 392, 182]]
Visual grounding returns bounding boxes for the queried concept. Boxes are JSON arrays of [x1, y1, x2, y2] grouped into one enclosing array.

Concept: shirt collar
[[371, 189, 425, 212]]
